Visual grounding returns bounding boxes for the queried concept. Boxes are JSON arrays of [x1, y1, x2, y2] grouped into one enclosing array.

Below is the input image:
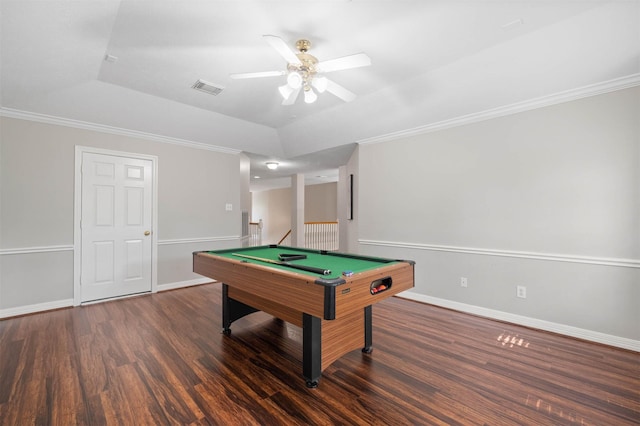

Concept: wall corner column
[[291, 173, 305, 247], [337, 166, 348, 251]]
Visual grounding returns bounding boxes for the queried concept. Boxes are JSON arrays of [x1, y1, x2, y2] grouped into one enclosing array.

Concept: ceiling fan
[[230, 35, 371, 105]]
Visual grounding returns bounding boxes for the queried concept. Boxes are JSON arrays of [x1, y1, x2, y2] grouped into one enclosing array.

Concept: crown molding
[[358, 73, 640, 145], [3, 73, 638, 154], [0, 107, 242, 155]]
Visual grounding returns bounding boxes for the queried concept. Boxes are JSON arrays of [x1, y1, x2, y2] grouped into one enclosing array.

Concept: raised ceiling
[[1, 1, 639, 190]]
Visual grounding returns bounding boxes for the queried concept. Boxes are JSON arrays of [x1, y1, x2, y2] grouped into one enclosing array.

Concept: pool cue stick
[[232, 253, 331, 276]]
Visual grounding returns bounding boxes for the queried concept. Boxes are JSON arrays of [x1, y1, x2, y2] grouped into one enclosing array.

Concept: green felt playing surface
[[205, 246, 398, 278]]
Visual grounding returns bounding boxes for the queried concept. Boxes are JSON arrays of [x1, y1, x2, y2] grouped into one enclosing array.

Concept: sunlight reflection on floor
[[525, 395, 586, 424], [497, 332, 530, 348]]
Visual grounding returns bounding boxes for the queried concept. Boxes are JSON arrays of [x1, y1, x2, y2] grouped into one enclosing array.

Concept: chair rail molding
[[0, 245, 75, 255], [359, 239, 639, 269]]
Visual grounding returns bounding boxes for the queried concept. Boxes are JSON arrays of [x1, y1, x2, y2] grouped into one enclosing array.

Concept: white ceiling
[[2, 1, 639, 191]]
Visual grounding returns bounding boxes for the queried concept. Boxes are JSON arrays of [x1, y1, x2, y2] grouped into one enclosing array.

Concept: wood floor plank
[[0, 283, 638, 425]]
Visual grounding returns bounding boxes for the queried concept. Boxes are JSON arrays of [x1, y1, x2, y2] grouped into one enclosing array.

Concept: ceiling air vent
[[192, 79, 224, 96]]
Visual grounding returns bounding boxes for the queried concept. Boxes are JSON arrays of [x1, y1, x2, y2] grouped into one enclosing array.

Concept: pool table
[[193, 245, 415, 388]]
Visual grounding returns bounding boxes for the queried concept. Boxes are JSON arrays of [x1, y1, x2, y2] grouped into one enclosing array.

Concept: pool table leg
[[303, 313, 321, 388], [362, 305, 373, 353], [221, 284, 259, 335]]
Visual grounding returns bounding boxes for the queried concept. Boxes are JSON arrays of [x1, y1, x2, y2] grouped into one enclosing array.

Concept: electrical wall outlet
[[460, 277, 468, 288], [517, 285, 527, 299]]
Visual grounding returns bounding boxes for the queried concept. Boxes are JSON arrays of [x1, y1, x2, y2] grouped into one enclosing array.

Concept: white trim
[[74, 146, 159, 306], [0, 245, 74, 255], [0, 279, 215, 318], [0, 108, 241, 155], [359, 239, 640, 269], [157, 277, 214, 292], [358, 73, 640, 145], [3, 75, 638, 155], [151, 155, 159, 295], [80, 291, 152, 306], [158, 236, 240, 246], [397, 292, 640, 352], [0, 299, 74, 319], [73, 148, 82, 306], [0, 236, 242, 254]]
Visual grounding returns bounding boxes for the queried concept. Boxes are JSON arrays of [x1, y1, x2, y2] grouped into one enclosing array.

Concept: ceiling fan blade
[[263, 35, 301, 66], [282, 87, 301, 105], [230, 70, 285, 79], [325, 79, 357, 102], [316, 53, 371, 73]]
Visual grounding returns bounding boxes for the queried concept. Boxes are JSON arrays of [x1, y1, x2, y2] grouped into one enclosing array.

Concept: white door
[[80, 152, 153, 302]]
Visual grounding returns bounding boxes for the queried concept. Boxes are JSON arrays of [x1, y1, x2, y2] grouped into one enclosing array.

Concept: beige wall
[[344, 148, 359, 253], [358, 87, 639, 344], [251, 182, 337, 244], [2, 85, 637, 348], [304, 183, 338, 222], [0, 117, 244, 312]]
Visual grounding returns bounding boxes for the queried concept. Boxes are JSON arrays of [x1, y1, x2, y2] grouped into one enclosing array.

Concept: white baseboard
[[0, 298, 74, 319], [397, 291, 639, 352], [0, 279, 215, 319], [157, 277, 214, 292]]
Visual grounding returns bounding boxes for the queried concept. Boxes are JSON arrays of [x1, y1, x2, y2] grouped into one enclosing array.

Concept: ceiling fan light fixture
[[278, 84, 294, 100], [312, 76, 328, 93], [286, 71, 303, 89], [232, 36, 371, 106], [266, 161, 279, 170], [304, 87, 317, 104]]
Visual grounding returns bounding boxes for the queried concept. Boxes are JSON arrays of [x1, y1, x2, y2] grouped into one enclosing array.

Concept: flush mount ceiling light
[[231, 36, 371, 105], [266, 161, 279, 170]]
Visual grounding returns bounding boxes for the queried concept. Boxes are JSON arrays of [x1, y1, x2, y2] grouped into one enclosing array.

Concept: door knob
[[144, 231, 151, 236]]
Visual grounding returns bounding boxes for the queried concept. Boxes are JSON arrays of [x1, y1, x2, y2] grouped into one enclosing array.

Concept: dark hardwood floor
[[0, 283, 638, 425]]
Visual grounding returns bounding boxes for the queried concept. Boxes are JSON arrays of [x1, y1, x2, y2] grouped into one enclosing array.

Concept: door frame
[[73, 146, 159, 306]]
